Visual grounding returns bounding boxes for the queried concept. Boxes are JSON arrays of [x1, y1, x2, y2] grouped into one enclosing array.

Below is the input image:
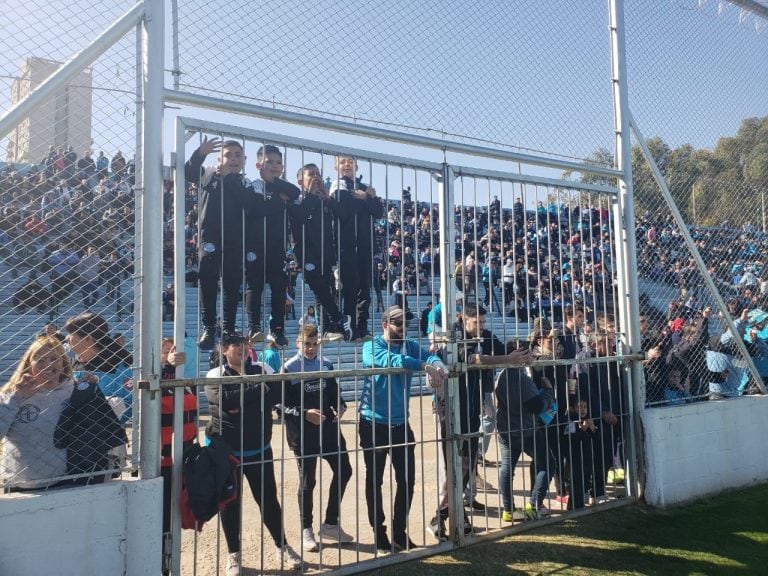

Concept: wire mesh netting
[[1, 0, 767, 573], [0, 0, 138, 488], [623, 1, 768, 405], [174, 0, 615, 163]]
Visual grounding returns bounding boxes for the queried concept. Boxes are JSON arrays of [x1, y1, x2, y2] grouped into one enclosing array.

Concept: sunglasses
[[388, 319, 405, 327]]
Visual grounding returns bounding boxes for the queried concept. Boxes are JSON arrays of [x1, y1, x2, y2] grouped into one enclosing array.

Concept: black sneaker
[[375, 529, 392, 552], [248, 326, 265, 342], [393, 534, 417, 552], [426, 517, 448, 542], [321, 329, 345, 343], [198, 327, 215, 350], [464, 499, 486, 512], [272, 329, 289, 348]]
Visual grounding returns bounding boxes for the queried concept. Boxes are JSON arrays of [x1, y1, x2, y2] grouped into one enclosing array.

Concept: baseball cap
[[382, 305, 406, 324]]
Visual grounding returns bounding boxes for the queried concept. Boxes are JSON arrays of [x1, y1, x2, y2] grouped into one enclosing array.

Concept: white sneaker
[[276, 544, 302, 570], [319, 522, 354, 543], [302, 527, 319, 552], [321, 331, 344, 343], [225, 551, 240, 576]]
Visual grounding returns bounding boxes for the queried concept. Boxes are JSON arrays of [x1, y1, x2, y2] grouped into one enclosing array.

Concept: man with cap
[[359, 305, 448, 552]]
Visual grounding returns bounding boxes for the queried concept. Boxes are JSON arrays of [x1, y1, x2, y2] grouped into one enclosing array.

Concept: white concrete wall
[[642, 396, 768, 507], [0, 477, 162, 576]]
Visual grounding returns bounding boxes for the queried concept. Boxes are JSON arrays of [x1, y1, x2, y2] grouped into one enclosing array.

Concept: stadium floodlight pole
[[630, 113, 768, 396], [138, 0, 164, 487], [0, 1, 146, 141], [609, 0, 644, 500]]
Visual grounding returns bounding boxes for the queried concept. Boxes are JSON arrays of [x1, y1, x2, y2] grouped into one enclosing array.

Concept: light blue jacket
[[360, 336, 442, 425]]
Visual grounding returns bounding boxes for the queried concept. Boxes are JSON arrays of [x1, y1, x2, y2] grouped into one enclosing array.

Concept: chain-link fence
[[1, 0, 767, 574], [624, 1, 768, 405], [0, 0, 140, 489], [173, 0, 615, 164]]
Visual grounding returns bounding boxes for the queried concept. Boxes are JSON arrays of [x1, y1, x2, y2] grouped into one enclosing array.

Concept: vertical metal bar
[[139, 0, 164, 482], [438, 164, 464, 544], [170, 0, 181, 91], [132, 13, 144, 476], [608, 0, 643, 498], [170, 117, 187, 576]]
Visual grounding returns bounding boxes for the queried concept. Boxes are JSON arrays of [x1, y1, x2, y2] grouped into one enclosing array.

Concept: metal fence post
[[609, 0, 644, 498], [138, 0, 164, 484], [438, 163, 464, 543]]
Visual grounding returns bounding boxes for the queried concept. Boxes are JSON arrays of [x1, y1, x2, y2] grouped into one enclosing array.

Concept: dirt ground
[[179, 395, 623, 575]]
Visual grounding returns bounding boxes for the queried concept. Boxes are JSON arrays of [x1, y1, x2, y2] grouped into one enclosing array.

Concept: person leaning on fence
[[63, 312, 134, 426], [281, 324, 354, 553], [205, 332, 301, 574], [528, 316, 571, 504], [0, 335, 124, 490], [330, 155, 384, 341], [428, 303, 532, 541], [289, 163, 351, 342], [185, 138, 257, 350], [585, 316, 626, 495], [159, 337, 198, 557], [495, 340, 556, 522], [359, 305, 448, 552]]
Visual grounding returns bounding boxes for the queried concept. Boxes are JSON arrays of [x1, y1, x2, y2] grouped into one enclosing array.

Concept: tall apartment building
[[6, 57, 92, 165]]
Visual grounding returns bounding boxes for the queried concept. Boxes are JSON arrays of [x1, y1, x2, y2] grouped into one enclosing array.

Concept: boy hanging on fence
[[330, 156, 383, 341], [288, 163, 351, 342], [185, 138, 257, 350], [243, 144, 300, 347]]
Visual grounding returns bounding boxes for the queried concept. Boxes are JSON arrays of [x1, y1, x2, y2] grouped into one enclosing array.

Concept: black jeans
[[220, 448, 287, 553], [339, 245, 372, 331], [295, 432, 352, 529], [358, 419, 415, 539], [303, 264, 343, 325]]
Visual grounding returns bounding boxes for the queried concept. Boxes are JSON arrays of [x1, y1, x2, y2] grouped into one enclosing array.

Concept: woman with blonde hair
[[0, 335, 123, 489]]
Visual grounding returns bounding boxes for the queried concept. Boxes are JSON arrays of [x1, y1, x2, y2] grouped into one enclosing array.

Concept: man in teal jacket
[[359, 305, 447, 553]]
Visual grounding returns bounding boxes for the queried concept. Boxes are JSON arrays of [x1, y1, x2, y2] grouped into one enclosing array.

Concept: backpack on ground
[[180, 436, 239, 531]]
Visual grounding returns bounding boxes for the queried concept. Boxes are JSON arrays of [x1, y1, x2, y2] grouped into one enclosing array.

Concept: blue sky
[[1, 0, 767, 188]]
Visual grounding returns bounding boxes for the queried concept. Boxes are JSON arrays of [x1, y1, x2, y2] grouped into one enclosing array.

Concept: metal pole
[[170, 0, 181, 91], [608, 0, 644, 499], [630, 114, 767, 395], [692, 180, 697, 227], [169, 117, 187, 576], [164, 89, 622, 181], [437, 164, 464, 543], [131, 10, 145, 476], [0, 2, 146, 140], [139, 0, 165, 483]]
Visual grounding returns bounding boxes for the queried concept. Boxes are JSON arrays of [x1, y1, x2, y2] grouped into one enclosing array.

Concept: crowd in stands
[[2, 139, 768, 574], [1, 146, 136, 321]]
